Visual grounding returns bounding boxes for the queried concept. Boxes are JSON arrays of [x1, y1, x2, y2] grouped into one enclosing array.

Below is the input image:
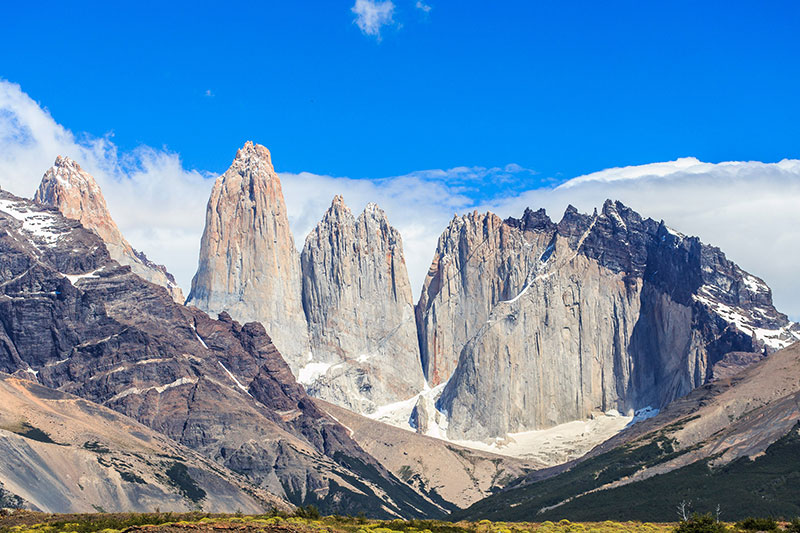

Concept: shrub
[[786, 519, 800, 533], [292, 505, 321, 519], [734, 518, 777, 532], [675, 513, 728, 533]]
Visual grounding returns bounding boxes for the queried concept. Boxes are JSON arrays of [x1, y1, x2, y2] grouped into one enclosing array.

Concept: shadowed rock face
[[420, 200, 798, 440], [0, 190, 442, 518], [186, 142, 309, 372], [34, 156, 184, 304], [0, 374, 287, 513], [300, 196, 424, 413]]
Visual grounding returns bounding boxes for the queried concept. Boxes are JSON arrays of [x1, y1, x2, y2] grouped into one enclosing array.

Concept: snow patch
[[189, 323, 209, 349], [297, 361, 334, 385], [368, 381, 449, 438], [694, 288, 797, 350], [218, 361, 252, 396], [106, 377, 198, 403], [0, 198, 66, 245], [369, 380, 635, 466], [63, 267, 104, 286], [628, 406, 659, 426], [450, 411, 633, 465], [743, 274, 768, 294]]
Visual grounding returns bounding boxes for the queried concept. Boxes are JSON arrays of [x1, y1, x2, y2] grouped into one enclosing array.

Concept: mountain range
[[0, 141, 797, 520]]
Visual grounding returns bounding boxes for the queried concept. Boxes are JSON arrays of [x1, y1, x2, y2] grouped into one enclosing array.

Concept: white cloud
[[1, 78, 798, 321], [484, 158, 800, 320], [415, 1, 432, 13], [352, 0, 395, 38], [0, 79, 213, 292]]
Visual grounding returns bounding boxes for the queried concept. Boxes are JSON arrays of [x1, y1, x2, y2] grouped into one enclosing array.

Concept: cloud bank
[[0, 80, 213, 290], [1, 78, 798, 320]]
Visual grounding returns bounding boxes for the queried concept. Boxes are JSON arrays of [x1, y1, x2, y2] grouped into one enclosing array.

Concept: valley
[[0, 143, 797, 521]]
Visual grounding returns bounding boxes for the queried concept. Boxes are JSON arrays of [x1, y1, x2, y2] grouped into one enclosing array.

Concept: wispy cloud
[[415, 1, 432, 13], [0, 79, 213, 291], [483, 158, 800, 320], [352, 0, 395, 38], [1, 78, 799, 320]]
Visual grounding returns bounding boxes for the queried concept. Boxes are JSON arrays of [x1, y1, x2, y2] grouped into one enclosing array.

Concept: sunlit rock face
[[186, 142, 309, 371], [300, 196, 424, 413], [420, 201, 799, 440], [34, 156, 184, 303], [0, 189, 441, 518]]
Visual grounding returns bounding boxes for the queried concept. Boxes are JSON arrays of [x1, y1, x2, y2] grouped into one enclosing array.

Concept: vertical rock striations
[[415, 208, 556, 386], [421, 200, 798, 440], [34, 156, 184, 303], [0, 189, 443, 518], [300, 196, 424, 413], [186, 142, 309, 371]]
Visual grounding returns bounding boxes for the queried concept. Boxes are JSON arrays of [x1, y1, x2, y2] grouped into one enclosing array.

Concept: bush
[[734, 518, 777, 532], [786, 519, 800, 533], [675, 513, 728, 533], [292, 505, 321, 519]]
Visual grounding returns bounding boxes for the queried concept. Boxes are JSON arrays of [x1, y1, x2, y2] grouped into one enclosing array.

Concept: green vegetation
[[735, 518, 778, 532], [456, 424, 800, 522], [675, 514, 728, 533], [398, 465, 414, 482], [0, 511, 678, 533], [164, 462, 206, 503], [4, 423, 61, 445], [5, 509, 800, 533]]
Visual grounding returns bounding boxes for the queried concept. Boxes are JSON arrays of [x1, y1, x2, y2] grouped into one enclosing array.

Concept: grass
[[0, 511, 680, 533], [5, 510, 800, 533]]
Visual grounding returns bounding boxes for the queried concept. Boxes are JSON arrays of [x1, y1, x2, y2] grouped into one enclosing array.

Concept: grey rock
[[427, 200, 798, 440], [186, 142, 310, 371], [33, 156, 184, 303], [0, 189, 442, 518], [300, 197, 424, 413]]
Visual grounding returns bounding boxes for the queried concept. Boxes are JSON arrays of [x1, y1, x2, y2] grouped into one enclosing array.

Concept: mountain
[[300, 196, 425, 413], [0, 189, 442, 518], [454, 340, 800, 521], [316, 399, 537, 509], [186, 142, 309, 371], [418, 201, 798, 441], [0, 373, 286, 513], [33, 156, 184, 304]]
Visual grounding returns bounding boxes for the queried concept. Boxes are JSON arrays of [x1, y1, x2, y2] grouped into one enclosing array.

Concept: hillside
[[455, 341, 800, 521]]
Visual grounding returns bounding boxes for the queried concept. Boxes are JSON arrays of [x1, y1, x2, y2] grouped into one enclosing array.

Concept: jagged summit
[[35, 156, 124, 246], [34, 156, 184, 303], [186, 142, 310, 371], [416, 199, 799, 440], [300, 195, 424, 414], [231, 141, 275, 173], [0, 188, 442, 518]]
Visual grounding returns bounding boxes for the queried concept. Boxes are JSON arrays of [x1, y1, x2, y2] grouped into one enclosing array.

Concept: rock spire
[[300, 196, 424, 413], [34, 156, 184, 303], [186, 142, 309, 370]]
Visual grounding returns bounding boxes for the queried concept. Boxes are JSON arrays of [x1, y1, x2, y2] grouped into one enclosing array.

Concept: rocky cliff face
[[300, 197, 424, 413], [0, 374, 286, 513], [33, 156, 184, 303], [186, 142, 309, 371], [0, 189, 443, 518], [421, 201, 798, 440], [416, 209, 556, 386]]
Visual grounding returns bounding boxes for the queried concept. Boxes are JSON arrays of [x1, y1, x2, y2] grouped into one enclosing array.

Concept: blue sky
[[1, 2, 800, 319], [2, 1, 799, 185]]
